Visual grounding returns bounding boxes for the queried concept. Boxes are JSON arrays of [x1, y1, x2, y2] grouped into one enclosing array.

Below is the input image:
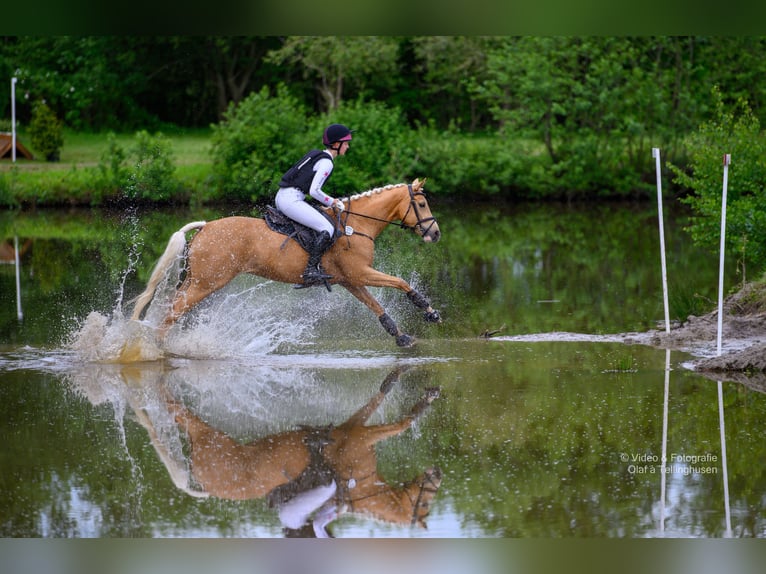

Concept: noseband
[[400, 184, 438, 237]]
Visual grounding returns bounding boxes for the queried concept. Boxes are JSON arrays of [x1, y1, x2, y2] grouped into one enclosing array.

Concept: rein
[[337, 184, 437, 240]]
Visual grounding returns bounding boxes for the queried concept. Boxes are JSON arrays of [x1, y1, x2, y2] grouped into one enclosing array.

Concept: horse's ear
[[413, 177, 427, 190]]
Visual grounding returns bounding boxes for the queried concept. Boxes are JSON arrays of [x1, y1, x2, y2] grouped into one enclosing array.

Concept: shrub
[[668, 86, 766, 280], [210, 84, 309, 202], [28, 101, 64, 162], [313, 99, 415, 193], [98, 131, 178, 203]]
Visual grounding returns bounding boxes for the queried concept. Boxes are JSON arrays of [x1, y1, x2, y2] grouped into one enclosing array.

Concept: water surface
[[1, 201, 763, 538]]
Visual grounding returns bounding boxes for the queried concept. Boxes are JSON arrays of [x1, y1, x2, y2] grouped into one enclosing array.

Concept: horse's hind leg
[[157, 278, 222, 338]]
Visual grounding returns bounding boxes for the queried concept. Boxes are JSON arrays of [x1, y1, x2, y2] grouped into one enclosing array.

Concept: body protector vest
[[279, 149, 332, 194]]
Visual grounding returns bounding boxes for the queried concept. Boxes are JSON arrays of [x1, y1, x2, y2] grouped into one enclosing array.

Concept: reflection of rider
[[268, 426, 340, 538], [275, 123, 352, 286]]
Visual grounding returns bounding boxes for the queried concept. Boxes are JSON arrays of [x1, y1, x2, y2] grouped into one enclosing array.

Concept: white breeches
[[276, 187, 335, 235]]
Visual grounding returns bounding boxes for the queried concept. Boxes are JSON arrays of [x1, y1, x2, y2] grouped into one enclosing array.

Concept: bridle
[[338, 184, 438, 239]]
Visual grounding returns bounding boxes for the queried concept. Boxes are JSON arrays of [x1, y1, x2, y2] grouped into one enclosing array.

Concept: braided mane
[[342, 183, 404, 202]]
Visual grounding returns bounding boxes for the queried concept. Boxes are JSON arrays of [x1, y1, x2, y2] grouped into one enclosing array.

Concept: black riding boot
[[296, 231, 334, 290]]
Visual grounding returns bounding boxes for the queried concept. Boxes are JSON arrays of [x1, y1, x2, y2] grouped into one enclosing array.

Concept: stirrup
[[294, 268, 333, 292], [293, 279, 332, 292]]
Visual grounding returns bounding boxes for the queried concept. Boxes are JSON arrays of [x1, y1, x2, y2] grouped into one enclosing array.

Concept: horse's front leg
[[406, 289, 442, 323], [341, 283, 415, 347], [342, 268, 441, 346], [352, 268, 441, 323]]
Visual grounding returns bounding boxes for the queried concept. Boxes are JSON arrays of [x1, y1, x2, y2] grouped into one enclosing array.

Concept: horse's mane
[[342, 183, 404, 202]]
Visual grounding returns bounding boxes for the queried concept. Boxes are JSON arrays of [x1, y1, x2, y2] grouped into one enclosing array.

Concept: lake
[[1, 198, 764, 538]]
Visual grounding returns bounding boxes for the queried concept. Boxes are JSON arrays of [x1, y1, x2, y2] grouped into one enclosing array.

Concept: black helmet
[[322, 124, 353, 146]]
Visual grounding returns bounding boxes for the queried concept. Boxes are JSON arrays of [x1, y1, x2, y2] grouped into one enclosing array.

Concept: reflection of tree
[[378, 201, 735, 338], [425, 344, 766, 537]]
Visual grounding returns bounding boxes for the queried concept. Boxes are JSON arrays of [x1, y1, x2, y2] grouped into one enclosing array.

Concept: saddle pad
[[264, 206, 316, 252]]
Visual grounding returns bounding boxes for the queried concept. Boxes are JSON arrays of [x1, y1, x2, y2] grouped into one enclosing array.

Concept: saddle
[[263, 206, 340, 253]]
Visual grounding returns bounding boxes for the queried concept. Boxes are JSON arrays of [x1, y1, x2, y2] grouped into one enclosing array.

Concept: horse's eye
[[418, 202, 426, 208]]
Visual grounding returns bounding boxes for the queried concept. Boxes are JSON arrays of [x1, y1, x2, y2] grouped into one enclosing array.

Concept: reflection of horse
[[160, 366, 442, 536], [131, 179, 441, 347]]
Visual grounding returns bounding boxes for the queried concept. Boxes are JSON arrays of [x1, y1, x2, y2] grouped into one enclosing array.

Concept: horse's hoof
[[396, 334, 415, 347], [424, 309, 441, 323]]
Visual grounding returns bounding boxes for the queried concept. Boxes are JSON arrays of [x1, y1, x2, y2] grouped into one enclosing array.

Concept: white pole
[[718, 381, 732, 536], [14, 235, 23, 321], [653, 148, 671, 333], [11, 77, 17, 163], [716, 153, 732, 537], [717, 154, 730, 356], [660, 348, 670, 534], [655, 148, 671, 534]]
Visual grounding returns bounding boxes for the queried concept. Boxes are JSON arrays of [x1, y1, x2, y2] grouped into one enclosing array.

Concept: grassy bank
[[1, 129, 215, 207], [1, 126, 674, 208]]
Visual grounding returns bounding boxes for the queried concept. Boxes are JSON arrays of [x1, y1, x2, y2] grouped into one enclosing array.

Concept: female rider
[[275, 123, 352, 287]]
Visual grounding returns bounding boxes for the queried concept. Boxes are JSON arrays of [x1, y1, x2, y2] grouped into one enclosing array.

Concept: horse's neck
[[347, 185, 407, 235]]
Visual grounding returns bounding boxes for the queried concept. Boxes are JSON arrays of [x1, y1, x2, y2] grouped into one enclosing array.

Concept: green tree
[[410, 36, 499, 131], [28, 100, 63, 161], [265, 36, 400, 112], [669, 87, 766, 280], [471, 37, 711, 197], [210, 84, 310, 201]]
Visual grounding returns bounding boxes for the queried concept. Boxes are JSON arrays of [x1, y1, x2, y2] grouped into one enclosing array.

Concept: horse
[[150, 366, 442, 536], [130, 178, 441, 347]]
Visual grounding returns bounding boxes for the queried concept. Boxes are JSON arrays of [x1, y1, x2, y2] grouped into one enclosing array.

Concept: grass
[[1, 128, 214, 171]]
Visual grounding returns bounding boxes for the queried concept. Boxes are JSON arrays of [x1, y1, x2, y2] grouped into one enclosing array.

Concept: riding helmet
[[323, 124, 353, 146]]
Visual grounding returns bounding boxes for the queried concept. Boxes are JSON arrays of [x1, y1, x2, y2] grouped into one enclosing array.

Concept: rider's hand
[[334, 199, 345, 212]]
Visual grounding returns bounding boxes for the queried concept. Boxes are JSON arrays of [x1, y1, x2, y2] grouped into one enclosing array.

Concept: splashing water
[[67, 262, 336, 364]]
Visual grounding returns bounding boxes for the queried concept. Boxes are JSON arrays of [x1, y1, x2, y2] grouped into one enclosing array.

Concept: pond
[[1, 198, 764, 538]]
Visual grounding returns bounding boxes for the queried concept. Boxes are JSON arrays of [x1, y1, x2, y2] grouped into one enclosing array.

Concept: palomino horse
[[154, 366, 442, 536], [131, 178, 441, 347]]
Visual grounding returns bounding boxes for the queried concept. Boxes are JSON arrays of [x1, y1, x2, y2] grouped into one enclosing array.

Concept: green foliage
[[0, 170, 17, 207], [473, 37, 702, 198], [669, 86, 766, 278], [265, 37, 400, 112], [97, 131, 178, 203], [209, 88, 415, 201], [317, 99, 414, 192], [28, 101, 64, 162], [210, 84, 310, 201], [413, 125, 528, 196]]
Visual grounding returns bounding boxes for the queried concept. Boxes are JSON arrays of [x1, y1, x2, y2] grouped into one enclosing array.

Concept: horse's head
[[400, 178, 441, 243], [406, 466, 443, 529]]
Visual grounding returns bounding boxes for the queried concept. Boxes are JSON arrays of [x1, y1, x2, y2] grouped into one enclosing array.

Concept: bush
[[210, 84, 310, 202], [313, 99, 415, 193], [668, 86, 766, 280], [28, 101, 64, 162], [98, 131, 178, 203]]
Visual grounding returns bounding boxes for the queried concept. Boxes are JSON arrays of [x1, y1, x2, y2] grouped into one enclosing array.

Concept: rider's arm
[[308, 157, 338, 207]]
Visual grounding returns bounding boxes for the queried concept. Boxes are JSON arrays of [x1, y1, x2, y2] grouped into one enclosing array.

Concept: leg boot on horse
[[295, 230, 334, 291]]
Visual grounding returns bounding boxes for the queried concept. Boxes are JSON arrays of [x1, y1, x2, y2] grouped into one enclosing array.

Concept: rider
[[275, 123, 352, 286]]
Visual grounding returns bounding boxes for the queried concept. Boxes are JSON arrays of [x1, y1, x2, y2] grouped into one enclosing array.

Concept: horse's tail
[[130, 221, 206, 321]]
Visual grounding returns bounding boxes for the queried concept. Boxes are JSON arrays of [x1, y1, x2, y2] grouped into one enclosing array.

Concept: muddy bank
[[500, 281, 766, 391], [648, 281, 766, 391]]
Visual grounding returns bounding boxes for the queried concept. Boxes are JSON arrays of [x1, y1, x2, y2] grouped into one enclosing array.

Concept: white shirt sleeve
[[308, 156, 336, 206]]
